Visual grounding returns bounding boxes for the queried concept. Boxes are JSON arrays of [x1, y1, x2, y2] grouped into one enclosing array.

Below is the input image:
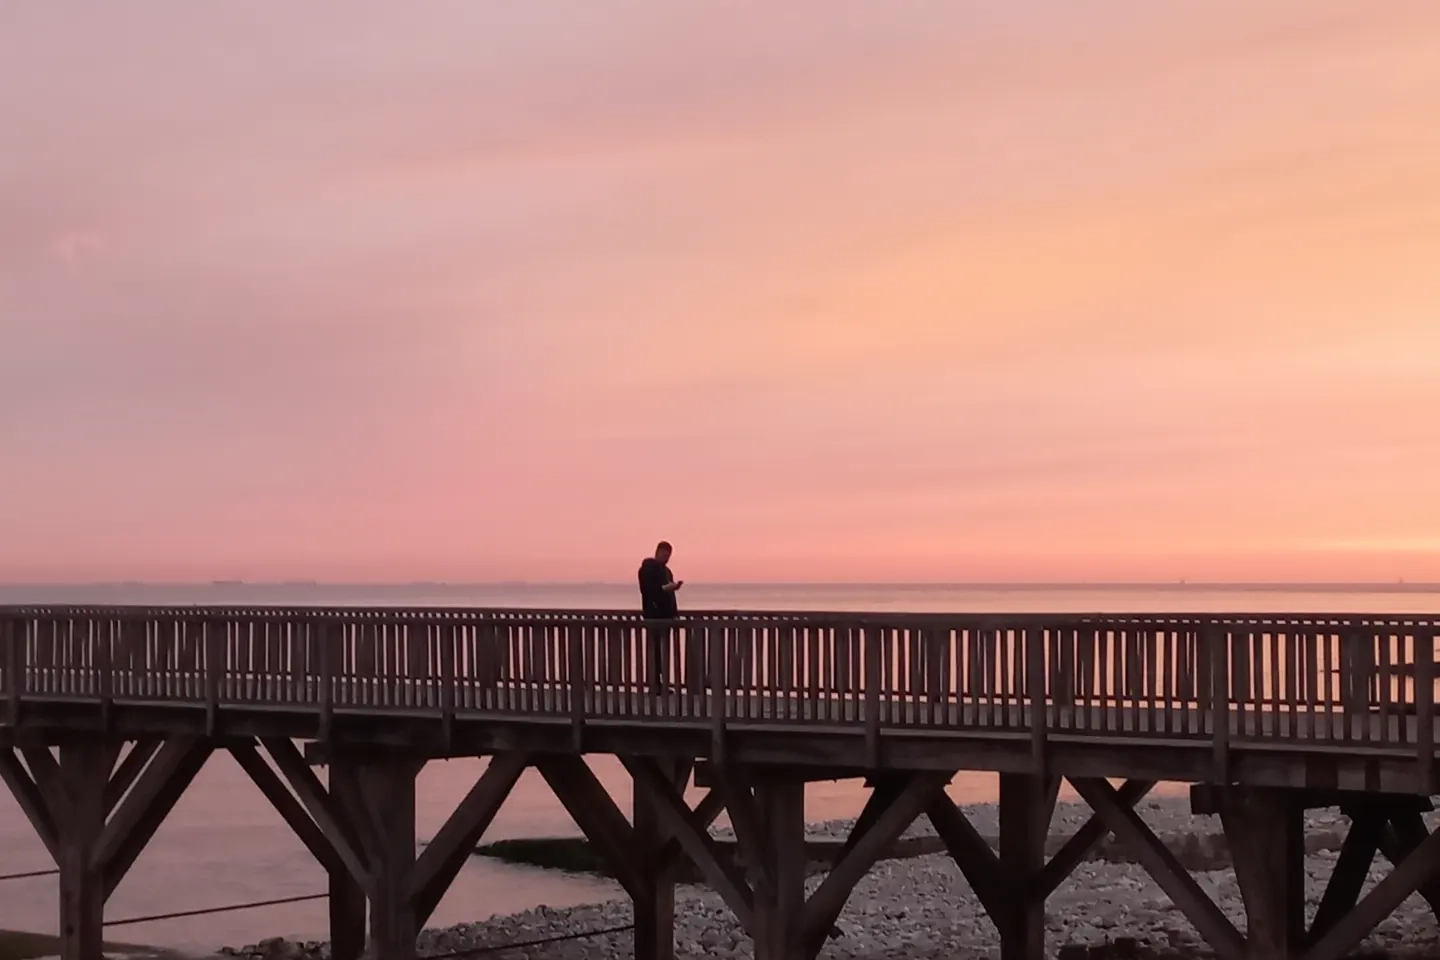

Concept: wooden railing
[[1, 607, 1437, 764]]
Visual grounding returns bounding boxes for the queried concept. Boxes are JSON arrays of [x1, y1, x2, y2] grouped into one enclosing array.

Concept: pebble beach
[[222, 797, 1440, 960]]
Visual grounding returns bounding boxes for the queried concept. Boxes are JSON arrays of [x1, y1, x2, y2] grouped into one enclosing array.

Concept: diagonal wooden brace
[[1071, 777, 1245, 960]]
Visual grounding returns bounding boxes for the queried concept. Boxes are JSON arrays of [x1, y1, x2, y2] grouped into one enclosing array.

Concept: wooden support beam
[[752, 780, 806, 960], [329, 869, 368, 960], [829, 776, 905, 869], [58, 743, 111, 960], [1376, 809, 1440, 921], [624, 755, 755, 930], [711, 768, 773, 890], [406, 752, 528, 928], [998, 774, 1059, 960], [22, 746, 67, 816], [633, 757, 689, 960], [1038, 780, 1154, 898], [260, 737, 372, 891], [1220, 788, 1305, 958], [232, 741, 370, 958], [1308, 808, 1385, 944], [1192, 784, 1433, 817], [230, 743, 349, 878], [925, 794, 1009, 920], [1302, 816, 1440, 960], [0, 747, 59, 861], [329, 758, 388, 870], [655, 787, 725, 874], [103, 740, 160, 816], [341, 755, 425, 960], [93, 738, 210, 899], [538, 754, 649, 902], [1072, 777, 1245, 960], [801, 772, 949, 957]]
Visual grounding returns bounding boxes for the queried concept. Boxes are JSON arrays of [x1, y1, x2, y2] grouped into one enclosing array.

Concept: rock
[[215, 797, 1440, 960]]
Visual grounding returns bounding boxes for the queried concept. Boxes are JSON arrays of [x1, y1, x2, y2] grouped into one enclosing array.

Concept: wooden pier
[[2, 605, 1440, 960]]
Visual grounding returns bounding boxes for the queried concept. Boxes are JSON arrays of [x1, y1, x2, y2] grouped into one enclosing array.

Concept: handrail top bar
[[0, 603, 1436, 629]]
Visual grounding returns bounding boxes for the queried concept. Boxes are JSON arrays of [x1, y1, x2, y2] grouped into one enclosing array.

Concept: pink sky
[[3, 2, 1439, 584]]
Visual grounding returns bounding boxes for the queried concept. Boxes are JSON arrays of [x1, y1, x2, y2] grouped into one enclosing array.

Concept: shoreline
[[220, 797, 1440, 960]]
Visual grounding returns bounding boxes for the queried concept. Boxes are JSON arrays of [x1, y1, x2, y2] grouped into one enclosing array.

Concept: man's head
[[655, 540, 673, 563]]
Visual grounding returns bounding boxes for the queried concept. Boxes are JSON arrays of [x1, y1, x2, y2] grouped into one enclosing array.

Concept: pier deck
[[3, 606, 1440, 960]]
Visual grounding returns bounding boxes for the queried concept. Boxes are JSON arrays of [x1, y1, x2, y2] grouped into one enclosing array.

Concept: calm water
[[1, 582, 1437, 953]]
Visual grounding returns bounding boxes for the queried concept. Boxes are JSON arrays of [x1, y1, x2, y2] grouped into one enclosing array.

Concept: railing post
[[865, 625, 881, 768], [1028, 625, 1048, 775], [204, 618, 223, 736], [318, 620, 335, 740], [98, 617, 113, 731], [440, 622, 456, 752], [568, 624, 585, 751], [708, 624, 726, 762], [1418, 630, 1434, 794], [3, 616, 20, 725], [1207, 623, 1229, 782]]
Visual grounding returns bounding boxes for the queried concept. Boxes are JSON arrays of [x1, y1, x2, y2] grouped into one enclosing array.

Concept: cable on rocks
[[105, 893, 329, 928], [421, 923, 637, 958], [0, 867, 59, 881]]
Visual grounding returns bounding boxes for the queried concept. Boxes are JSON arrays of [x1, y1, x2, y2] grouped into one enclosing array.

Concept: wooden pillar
[[998, 774, 1058, 960], [752, 780, 806, 960], [329, 868, 368, 960], [633, 759, 692, 960], [57, 744, 113, 960], [338, 755, 423, 960], [633, 758, 679, 960], [1220, 787, 1304, 958]]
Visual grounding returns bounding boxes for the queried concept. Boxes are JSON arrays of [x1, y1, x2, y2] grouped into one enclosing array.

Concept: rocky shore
[[221, 797, 1440, 960]]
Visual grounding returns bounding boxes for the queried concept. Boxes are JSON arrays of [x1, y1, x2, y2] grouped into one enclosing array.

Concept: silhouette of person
[[638, 541, 682, 692]]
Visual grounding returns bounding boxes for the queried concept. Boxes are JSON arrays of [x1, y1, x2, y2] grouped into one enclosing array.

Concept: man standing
[[638, 541, 682, 691]]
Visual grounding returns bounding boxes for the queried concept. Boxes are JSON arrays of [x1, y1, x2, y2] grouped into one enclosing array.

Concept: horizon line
[[5, 579, 1440, 591]]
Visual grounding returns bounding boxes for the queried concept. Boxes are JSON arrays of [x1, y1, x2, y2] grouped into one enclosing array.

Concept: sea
[[2, 581, 1437, 953]]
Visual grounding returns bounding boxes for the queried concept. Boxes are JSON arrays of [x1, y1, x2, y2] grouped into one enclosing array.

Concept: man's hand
[[664, 580, 684, 591]]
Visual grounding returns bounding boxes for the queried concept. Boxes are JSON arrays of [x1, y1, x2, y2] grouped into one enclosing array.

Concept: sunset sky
[[2, 2, 1438, 583]]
